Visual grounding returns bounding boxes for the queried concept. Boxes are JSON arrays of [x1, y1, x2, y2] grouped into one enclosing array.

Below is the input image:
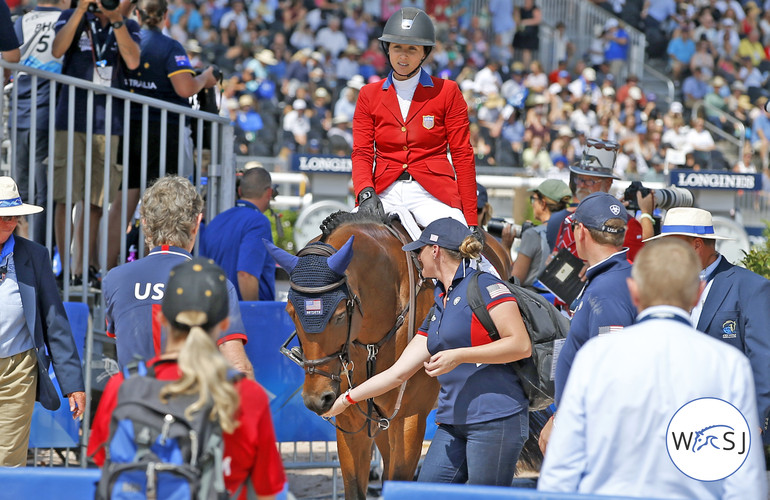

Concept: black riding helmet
[[379, 7, 435, 78]]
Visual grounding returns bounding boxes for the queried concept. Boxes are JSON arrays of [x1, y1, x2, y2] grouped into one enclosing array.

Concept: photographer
[[52, 0, 140, 287], [507, 179, 572, 286], [104, 0, 219, 269]]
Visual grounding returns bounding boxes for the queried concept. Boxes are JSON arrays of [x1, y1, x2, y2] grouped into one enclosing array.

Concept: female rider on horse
[[324, 218, 531, 486], [351, 7, 483, 245]]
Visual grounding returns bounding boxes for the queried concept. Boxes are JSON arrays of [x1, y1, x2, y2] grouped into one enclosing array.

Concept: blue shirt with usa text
[[418, 264, 527, 425], [554, 250, 636, 405], [103, 245, 247, 368]]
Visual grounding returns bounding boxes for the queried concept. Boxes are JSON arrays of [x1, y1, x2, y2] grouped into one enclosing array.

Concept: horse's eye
[[334, 312, 346, 324]]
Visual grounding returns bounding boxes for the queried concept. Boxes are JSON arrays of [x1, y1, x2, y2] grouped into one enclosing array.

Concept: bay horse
[[265, 212, 512, 499]]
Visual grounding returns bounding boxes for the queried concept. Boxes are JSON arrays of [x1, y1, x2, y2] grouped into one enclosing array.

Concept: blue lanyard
[[636, 312, 691, 327]]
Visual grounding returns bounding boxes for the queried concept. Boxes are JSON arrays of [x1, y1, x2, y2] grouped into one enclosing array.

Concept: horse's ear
[[327, 236, 355, 275], [263, 239, 298, 273]]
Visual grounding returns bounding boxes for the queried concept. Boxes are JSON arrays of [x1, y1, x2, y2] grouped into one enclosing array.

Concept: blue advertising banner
[[292, 154, 352, 174], [669, 170, 761, 191]]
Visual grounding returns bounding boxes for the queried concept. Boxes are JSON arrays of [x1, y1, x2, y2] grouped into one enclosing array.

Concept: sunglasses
[[0, 216, 20, 223]]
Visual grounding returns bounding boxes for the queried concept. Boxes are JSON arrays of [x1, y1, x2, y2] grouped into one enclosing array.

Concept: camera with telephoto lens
[[487, 218, 534, 239], [623, 181, 694, 212], [88, 0, 121, 12]]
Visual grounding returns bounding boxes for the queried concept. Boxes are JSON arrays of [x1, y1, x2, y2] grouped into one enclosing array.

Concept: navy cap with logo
[[572, 192, 628, 233], [402, 217, 471, 252], [162, 258, 229, 331]]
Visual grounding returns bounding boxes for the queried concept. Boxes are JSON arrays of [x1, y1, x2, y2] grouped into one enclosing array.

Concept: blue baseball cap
[[476, 183, 488, 210], [572, 192, 628, 233], [402, 218, 471, 252]]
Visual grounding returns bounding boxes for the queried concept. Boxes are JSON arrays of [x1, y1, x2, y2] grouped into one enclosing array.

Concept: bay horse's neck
[[328, 223, 411, 347]]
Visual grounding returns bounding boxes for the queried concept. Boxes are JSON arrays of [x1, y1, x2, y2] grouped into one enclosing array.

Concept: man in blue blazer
[[648, 207, 770, 446], [0, 176, 85, 466]]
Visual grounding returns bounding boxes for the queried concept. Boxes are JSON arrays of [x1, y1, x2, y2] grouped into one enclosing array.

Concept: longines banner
[[670, 170, 762, 191], [292, 155, 352, 174]]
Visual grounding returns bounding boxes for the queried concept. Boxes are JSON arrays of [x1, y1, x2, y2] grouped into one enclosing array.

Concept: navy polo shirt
[[553, 250, 636, 405], [200, 200, 275, 301], [53, 9, 140, 134], [418, 265, 527, 425], [121, 28, 193, 123], [103, 245, 247, 368], [0, 0, 20, 51]]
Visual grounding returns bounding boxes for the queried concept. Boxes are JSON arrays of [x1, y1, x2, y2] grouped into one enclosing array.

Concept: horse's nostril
[[320, 391, 337, 409]]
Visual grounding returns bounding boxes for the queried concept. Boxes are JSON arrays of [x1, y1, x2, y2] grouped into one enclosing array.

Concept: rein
[[280, 224, 425, 436]]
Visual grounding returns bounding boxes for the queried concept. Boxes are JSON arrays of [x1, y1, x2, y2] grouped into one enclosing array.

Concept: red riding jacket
[[351, 70, 479, 226]]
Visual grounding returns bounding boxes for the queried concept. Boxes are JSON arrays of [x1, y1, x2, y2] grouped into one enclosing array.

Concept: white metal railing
[[0, 60, 236, 302], [0, 59, 236, 466]]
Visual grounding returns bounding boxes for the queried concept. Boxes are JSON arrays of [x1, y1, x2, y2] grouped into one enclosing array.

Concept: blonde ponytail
[[159, 317, 240, 433]]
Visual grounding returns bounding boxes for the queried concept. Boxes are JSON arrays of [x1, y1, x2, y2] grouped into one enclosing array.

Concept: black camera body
[[487, 218, 534, 239], [87, 0, 120, 12], [623, 181, 651, 212]]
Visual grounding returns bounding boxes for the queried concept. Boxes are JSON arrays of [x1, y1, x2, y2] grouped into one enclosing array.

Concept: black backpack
[[96, 360, 233, 500], [467, 273, 570, 411]]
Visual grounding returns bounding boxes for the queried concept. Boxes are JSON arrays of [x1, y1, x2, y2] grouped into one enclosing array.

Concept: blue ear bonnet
[[288, 243, 349, 334]]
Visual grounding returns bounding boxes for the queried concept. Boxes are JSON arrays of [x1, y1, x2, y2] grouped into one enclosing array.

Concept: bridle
[[280, 224, 424, 435], [280, 243, 362, 384]]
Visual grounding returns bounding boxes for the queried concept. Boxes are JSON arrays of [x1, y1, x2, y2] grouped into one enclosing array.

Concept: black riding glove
[[469, 225, 485, 248], [357, 187, 385, 218]]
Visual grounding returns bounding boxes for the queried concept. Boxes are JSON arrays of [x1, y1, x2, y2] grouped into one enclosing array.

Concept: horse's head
[[266, 236, 363, 414]]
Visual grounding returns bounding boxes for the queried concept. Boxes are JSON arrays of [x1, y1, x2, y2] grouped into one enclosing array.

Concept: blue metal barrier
[[383, 481, 661, 500], [28, 302, 90, 452], [240, 301, 337, 443], [0, 467, 100, 498]]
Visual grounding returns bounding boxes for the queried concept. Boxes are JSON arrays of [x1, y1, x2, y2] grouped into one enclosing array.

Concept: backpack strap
[[123, 359, 148, 379], [467, 272, 501, 341]]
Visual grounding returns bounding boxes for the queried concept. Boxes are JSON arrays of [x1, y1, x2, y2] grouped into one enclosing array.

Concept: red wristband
[[345, 390, 357, 405]]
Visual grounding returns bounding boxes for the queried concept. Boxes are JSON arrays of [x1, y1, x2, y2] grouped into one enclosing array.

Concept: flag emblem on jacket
[[422, 115, 435, 129]]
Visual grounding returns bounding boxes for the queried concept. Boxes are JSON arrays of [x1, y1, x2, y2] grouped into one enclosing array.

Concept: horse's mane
[[319, 210, 386, 242]]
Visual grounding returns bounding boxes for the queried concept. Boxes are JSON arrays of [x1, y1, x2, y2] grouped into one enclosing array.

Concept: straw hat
[[0, 177, 43, 216], [256, 49, 278, 65], [644, 207, 730, 241], [346, 75, 366, 90], [738, 95, 753, 111]]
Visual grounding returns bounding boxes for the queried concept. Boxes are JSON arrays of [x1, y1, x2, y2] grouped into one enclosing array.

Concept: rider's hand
[[357, 187, 385, 219], [470, 225, 485, 249]]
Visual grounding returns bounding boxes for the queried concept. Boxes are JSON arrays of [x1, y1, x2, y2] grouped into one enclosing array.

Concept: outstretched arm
[[323, 335, 430, 417]]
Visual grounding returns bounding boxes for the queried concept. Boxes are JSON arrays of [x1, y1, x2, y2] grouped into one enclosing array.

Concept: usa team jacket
[[351, 70, 479, 226]]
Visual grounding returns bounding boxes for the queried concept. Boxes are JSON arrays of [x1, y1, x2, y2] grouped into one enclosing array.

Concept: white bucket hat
[[644, 207, 731, 241], [0, 177, 43, 216]]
